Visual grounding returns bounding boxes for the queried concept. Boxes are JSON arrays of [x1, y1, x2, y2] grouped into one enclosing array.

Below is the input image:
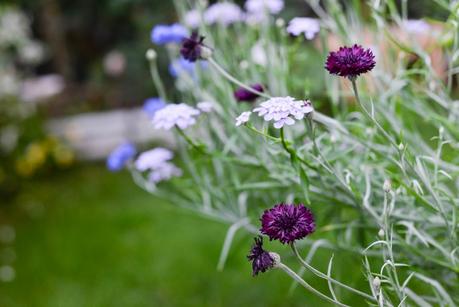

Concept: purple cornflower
[[325, 44, 375, 79], [260, 203, 315, 244], [106, 142, 136, 172], [234, 84, 264, 102], [180, 32, 211, 62], [247, 236, 275, 276], [151, 23, 189, 45], [143, 97, 166, 118]]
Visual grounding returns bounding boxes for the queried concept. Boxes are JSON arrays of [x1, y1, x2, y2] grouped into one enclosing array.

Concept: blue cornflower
[[143, 97, 166, 118], [169, 58, 208, 78], [151, 23, 189, 45], [106, 142, 136, 172]]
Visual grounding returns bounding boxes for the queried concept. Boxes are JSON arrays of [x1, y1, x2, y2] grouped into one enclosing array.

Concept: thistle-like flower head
[[325, 44, 375, 79]]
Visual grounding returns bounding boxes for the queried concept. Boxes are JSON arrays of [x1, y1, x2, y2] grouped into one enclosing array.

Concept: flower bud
[[373, 277, 381, 291], [146, 49, 157, 61], [200, 46, 213, 60], [383, 179, 391, 193], [378, 229, 385, 238], [398, 143, 404, 151], [275, 18, 285, 28]]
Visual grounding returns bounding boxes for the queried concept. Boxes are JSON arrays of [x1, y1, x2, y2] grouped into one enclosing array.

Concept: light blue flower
[[143, 97, 166, 118], [168, 58, 208, 78], [106, 142, 136, 172], [151, 23, 189, 45]]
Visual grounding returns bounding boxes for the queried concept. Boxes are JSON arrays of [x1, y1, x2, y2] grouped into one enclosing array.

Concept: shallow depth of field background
[[0, 1, 450, 306]]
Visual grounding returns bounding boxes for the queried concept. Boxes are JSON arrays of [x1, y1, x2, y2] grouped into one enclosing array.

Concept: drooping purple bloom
[[180, 32, 207, 62], [143, 97, 166, 118], [260, 203, 315, 244], [151, 23, 189, 45], [247, 236, 275, 276], [325, 44, 375, 79], [106, 142, 136, 172], [234, 84, 264, 102]]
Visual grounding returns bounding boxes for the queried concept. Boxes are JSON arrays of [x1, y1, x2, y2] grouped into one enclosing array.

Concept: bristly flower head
[[252, 97, 313, 129], [106, 142, 136, 172], [151, 23, 189, 45], [325, 44, 375, 79], [247, 236, 277, 276], [152, 103, 200, 130], [260, 203, 315, 244], [234, 84, 264, 102], [180, 32, 212, 62]]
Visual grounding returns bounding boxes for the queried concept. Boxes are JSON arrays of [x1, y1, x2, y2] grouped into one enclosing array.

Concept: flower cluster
[[152, 103, 201, 130], [260, 203, 315, 244], [151, 23, 189, 45], [287, 17, 320, 40], [250, 97, 313, 129], [325, 44, 376, 79], [106, 143, 136, 172], [245, 0, 284, 15], [143, 97, 166, 118], [204, 2, 244, 26], [135, 148, 182, 183], [234, 84, 264, 102]]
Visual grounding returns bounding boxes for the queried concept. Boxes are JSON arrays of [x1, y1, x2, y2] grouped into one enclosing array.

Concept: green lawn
[[0, 165, 368, 306]]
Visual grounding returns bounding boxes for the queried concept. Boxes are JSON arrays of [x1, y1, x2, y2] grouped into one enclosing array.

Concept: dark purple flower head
[[325, 44, 375, 79], [260, 203, 315, 244], [247, 236, 275, 276], [234, 84, 264, 102], [180, 32, 211, 62]]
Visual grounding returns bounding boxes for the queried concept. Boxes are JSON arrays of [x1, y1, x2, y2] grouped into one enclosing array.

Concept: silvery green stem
[[292, 243, 377, 302], [208, 57, 272, 99], [277, 262, 351, 307], [147, 52, 167, 101], [175, 126, 207, 155]]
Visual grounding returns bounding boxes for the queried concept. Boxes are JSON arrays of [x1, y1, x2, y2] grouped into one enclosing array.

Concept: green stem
[[278, 262, 350, 307], [280, 127, 317, 170], [148, 55, 167, 101], [175, 126, 207, 155], [245, 124, 281, 143], [291, 243, 377, 302], [208, 58, 272, 99]]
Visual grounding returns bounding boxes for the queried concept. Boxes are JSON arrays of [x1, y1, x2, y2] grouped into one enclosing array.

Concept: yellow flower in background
[[25, 143, 46, 168], [52, 146, 74, 167], [15, 158, 34, 177]]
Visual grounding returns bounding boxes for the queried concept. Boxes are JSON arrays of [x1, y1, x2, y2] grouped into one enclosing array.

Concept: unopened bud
[[269, 252, 281, 268], [383, 179, 391, 193], [146, 49, 157, 61], [240, 60, 249, 70], [378, 229, 385, 238], [373, 277, 381, 291], [275, 18, 285, 28], [398, 143, 404, 151]]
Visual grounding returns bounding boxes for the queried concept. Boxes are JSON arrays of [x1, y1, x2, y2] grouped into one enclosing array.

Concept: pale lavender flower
[[253, 97, 313, 129], [204, 2, 244, 26], [184, 9, 202, 29], [152, 103, 201, 130], [245, 0, 284, 14], [235, 111, 252, 126], [287, 17, 320, 40], [135, 148, 182, 183], [135, 148, 174, 172], [197, 101, 214, 113], [401, 19, 431, 34], [148, 162, 183, 183]]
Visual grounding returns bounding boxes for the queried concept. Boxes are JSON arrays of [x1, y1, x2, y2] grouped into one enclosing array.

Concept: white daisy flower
[[204, 3, 244, 26], [252, 97, 313, 129], [287, 17, 320, 40], [152, 103, 201, 130], [235, 111, 252, 126]]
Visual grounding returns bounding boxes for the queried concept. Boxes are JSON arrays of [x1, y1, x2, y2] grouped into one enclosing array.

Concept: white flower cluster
[[245, 0, 284, 15], [287, 17, 320, 40], [135, 148, 182, 184], [152, 103, 201, 130], [236, 97, 313, 129], [204, 3, 244, 26]]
